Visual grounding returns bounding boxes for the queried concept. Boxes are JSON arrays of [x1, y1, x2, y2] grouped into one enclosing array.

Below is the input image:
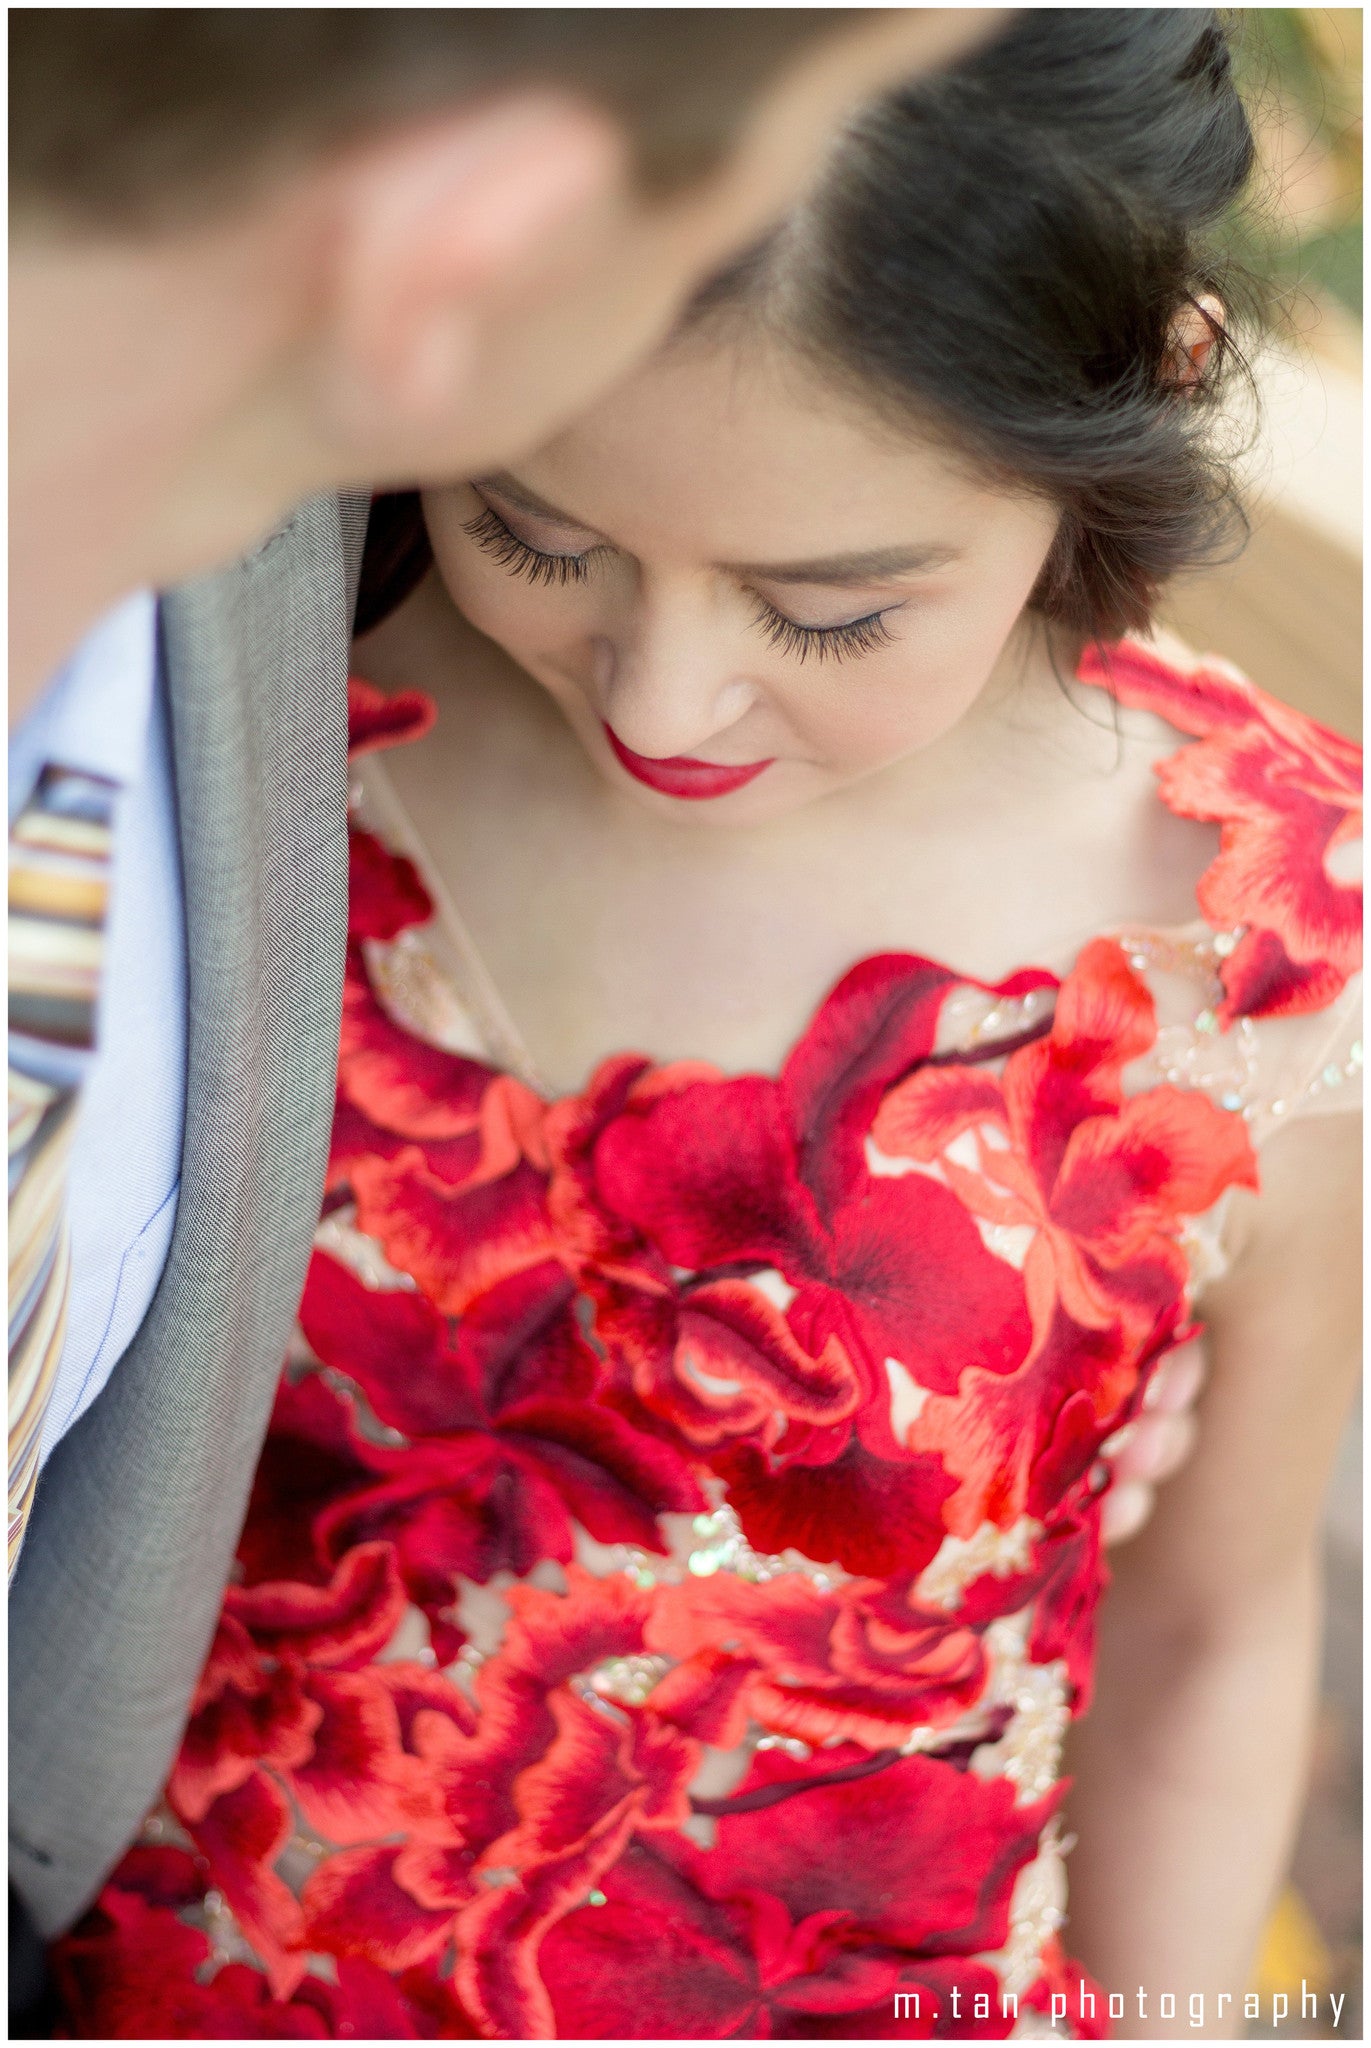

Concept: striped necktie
[[8, 763, 119, 1578]]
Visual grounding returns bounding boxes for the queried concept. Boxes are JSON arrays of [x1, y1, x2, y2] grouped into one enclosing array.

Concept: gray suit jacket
[[9, 490, 371, 1936]]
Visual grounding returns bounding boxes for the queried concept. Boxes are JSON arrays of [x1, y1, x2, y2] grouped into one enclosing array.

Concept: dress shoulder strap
[[1244, 971, 1363, 1139], [1078, 637, 1362, 1033], [352, 754, 550, 1096]]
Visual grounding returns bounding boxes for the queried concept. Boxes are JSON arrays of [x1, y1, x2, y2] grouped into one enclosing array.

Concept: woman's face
[[422, 329, 1062, 824]]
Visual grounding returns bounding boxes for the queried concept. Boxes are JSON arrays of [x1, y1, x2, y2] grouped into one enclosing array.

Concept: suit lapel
[[10, 491, 368, 1933]]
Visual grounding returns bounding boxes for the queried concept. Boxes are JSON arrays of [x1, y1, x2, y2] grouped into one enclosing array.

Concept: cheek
[[426, 533, 585, 670], [799, 676, 972, 772], [419, 492, 527, 650], [444, 563, 543, 652], [789, 603, 1025, 770]]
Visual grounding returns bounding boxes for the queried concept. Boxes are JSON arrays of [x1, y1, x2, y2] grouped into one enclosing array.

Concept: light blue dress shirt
[[9, 591, 188, 1465]]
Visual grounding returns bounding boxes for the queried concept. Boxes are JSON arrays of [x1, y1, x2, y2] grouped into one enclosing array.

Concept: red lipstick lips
[[604, 724, 773, 800]]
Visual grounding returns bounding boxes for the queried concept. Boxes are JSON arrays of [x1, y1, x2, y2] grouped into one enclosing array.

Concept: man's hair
[[11, 7, 855, 230]]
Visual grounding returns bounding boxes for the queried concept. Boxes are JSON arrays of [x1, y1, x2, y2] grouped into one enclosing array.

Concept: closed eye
[[750, 595, 897, 664], [464, 497, 900, 661], [461, 503, 605, 587]]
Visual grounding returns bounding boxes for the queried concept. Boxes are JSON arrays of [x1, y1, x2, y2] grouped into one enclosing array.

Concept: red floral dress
[[54, 641, 1362, 2041]]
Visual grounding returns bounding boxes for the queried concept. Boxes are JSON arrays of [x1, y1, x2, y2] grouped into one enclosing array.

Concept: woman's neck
[[354, 572, 1211, 1094], [373, 572, 1108, 862]]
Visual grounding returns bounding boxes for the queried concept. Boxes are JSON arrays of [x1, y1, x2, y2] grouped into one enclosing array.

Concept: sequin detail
[[57, 649, 1359, 2042], [971, 1611, 1072, 1806], [980, 1814, 1071, 2000], [917, 1517, 1043, 1612], [682, 1502, 840, 1589]]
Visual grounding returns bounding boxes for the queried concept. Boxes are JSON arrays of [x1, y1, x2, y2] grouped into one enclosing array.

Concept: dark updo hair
[[686, 7, 1257, 643], [356, 9, 1258, 645]]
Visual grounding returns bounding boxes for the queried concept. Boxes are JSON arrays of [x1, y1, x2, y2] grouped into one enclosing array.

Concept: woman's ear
[[1166, 291, 1226, 394]]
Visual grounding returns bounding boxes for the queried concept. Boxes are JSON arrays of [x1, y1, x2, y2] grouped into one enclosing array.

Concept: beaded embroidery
[[55, 647, 1360, 2043]]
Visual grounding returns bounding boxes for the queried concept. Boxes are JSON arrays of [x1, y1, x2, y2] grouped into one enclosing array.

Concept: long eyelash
[[752, 597, 895, 665], [461, 504, 893, 660], [461, 504, 594, 587]]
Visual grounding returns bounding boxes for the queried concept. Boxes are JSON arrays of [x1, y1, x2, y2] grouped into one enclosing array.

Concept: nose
[[593, 588, 761, 761]]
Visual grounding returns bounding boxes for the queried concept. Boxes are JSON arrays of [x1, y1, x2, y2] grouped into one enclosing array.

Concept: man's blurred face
[[421, 11, 1006, 477], [9, 9, 1005, 713]]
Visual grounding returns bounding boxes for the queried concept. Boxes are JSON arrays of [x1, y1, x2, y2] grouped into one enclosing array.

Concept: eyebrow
[[477, 472, 960, 585], [723, 544, 960, 585], [479, 471, 582, 522]]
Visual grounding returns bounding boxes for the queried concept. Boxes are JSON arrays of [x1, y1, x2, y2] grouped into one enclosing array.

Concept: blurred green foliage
[[1228, 7, 1362, 320]]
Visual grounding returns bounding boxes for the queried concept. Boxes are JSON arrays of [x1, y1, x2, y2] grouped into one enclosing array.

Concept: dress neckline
[[346, 632, 1363, 1102], [354, 756, 1212, 1112], [356, 749, 550, 1094]]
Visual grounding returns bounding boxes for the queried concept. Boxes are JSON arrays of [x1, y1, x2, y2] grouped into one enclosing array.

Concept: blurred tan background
[[1166, 12, 1362, 2040], [1163, 9, 1361, 743]]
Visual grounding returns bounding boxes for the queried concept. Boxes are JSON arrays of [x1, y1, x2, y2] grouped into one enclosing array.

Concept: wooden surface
[[1162, 503, 1361, 738], [1161, 321, 1362, 741]]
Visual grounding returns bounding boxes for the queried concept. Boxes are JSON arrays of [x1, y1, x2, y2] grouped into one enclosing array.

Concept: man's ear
[[1166, 291, 1226, 394], [318, 94, 628, 448]]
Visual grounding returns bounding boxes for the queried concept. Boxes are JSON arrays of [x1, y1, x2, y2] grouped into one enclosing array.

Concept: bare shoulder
[[1107, 622, 1209, 760], [1062, 639, 1221, 931], [1133, 620, 1206, 673]]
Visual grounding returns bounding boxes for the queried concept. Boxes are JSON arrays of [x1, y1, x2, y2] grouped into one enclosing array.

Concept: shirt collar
[[9, 590, 159, 825]]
